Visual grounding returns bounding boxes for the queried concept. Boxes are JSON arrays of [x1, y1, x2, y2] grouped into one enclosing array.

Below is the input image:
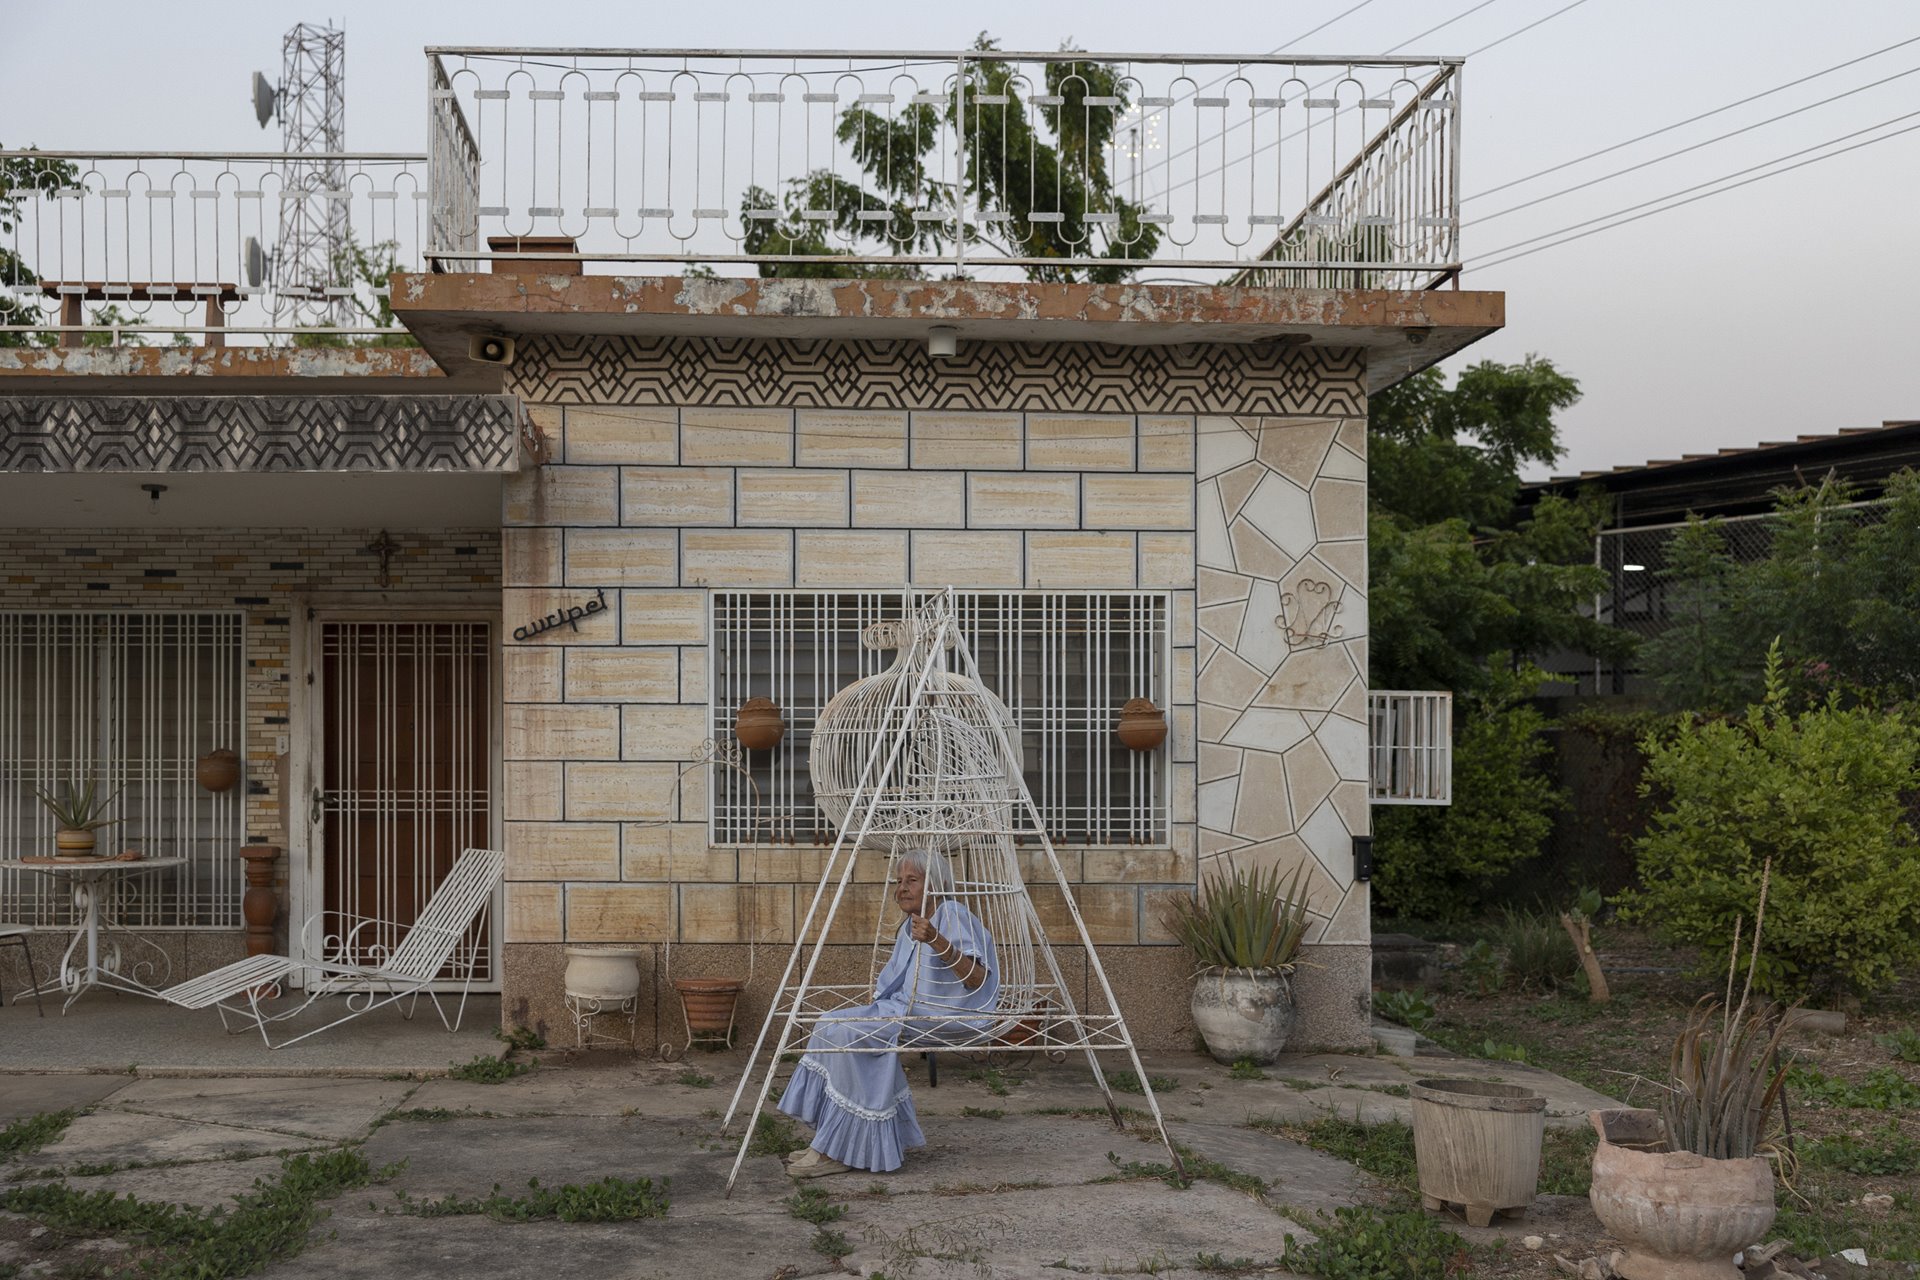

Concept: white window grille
[[0, 612, 247, 928], [1368, 690, 1452, 805], [710, 591, 1169, 846]]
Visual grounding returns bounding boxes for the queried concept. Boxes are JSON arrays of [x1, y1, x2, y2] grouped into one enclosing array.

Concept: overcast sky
[[5, 0, 1915, 479]]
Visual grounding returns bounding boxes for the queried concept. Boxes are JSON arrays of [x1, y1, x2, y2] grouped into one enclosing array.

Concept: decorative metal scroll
[[1276, 578, 1344, 650]]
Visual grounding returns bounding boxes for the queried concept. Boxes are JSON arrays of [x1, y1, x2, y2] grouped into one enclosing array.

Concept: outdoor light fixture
[[141, 483, 167, 506], [1622, 563, 1647, 573], [1403, 326, 1432, 345], [927, 326, 959, 359], [1353, 835, 1374, 883]]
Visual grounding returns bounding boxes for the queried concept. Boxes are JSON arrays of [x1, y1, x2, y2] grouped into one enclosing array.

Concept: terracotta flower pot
[[734, 698, 785, 751], [673, 977, 744, 1037], [1190, 967, 1294, 1064], [1115, 698, 1168, 751], [1588, 1109, 1776, 1280], [195, 748, 241, 793], [54, 828, 98, 860], [1411, 1079, 1545, 1227]]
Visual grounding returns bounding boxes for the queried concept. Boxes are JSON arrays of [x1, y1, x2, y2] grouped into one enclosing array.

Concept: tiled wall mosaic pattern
[[0, 396, 522, 472], [0, 528, 501, 884], [511, 335, 1367, 416], [1196, 417, 1371, 945]]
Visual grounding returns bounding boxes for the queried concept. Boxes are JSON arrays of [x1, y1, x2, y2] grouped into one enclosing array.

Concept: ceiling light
[[928, 326, 958, 359], [1622, 563, 1646, 572]]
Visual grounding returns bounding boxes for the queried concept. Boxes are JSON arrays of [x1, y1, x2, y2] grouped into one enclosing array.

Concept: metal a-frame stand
[[721, 591, 1182, 1194]]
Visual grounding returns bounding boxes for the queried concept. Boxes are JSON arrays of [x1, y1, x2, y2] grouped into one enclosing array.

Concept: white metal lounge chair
[[160, 847, 504, 1049]]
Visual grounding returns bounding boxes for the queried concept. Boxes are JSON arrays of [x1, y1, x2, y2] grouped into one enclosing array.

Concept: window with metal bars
[[1367, 690, 1452, 805], [0, 612, 247, 928], [709, 591, 1169, 846]]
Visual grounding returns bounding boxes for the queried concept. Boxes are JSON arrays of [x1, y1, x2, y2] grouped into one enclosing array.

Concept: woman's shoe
[[786, 1148, 852, 1179]]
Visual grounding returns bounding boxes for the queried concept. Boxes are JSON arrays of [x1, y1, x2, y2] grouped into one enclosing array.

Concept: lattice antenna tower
[[274, 22, 347, 326]]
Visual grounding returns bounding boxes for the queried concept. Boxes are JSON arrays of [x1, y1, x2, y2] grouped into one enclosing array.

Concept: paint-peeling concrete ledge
[[0, 344, 501, 396], [393, 272, 1503, 393]]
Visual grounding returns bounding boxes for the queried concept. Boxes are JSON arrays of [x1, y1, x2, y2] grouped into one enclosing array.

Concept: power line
[[1468, 113, 1920, 272], [1465, 33, 1920, 203], [1466, 61, 1920, 226]]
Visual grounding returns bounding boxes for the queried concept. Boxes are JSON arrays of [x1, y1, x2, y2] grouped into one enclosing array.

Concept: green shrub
[[1622, 643, 1920, 999], [1878, 1029, 1920, 1064], [1455, 938, 1504, 995], [1492, 908, 1579, 992], [1371, 990, 1435, 1032], [1281, 1206, 1467, 1280], [1373, 666, 1563, 920]]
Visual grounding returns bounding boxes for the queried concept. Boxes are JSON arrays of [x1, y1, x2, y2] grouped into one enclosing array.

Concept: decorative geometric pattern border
[[0, 396, 521, 473], [510, 335, 1367, 416]]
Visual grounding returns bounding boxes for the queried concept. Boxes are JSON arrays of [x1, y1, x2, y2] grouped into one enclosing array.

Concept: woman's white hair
[[897, 846, 956, 900]]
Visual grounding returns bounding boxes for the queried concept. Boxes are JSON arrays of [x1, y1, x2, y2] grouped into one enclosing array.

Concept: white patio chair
[[1, 924, 45, 1017], [160, 847, 504, 1049]]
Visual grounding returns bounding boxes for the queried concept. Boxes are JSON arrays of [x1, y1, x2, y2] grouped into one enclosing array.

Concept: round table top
[[0, 856, 189, 878]]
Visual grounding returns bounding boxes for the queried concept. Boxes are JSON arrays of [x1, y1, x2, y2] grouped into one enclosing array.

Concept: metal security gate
[[311, 620, 496, 986]]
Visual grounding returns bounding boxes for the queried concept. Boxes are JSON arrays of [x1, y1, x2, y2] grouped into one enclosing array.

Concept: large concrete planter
[[1190, 967, 1294, 1064], [1588, 1108, 1776, 1280], [1411, 1079, 1545, 1226], [564, 946, 643, 1001]]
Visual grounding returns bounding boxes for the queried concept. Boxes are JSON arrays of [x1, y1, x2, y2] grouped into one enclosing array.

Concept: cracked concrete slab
[[49, 1153, 294, 1211], [16, 1108, 326, 1172], [103, 1077, 420, 1142], [0, 1074, 132, 1123]]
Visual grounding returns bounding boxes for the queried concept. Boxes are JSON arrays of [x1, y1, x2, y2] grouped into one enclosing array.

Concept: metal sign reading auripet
[[513, 588, 608, 641]]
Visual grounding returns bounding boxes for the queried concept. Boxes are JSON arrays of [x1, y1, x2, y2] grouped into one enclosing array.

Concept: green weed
[[1371, 991, 1435, 1032], [1800, 1126, 1920, 1176], [0, 1110, 75, 1159], [961, 1107, 1004, 1120], [1281, 1205, 1471, 1280], [784, 1186, 846, 1225], [496, 1025, 546, 1052], [1227, 1058, 1267, 1081], [1788, 1065, 1920, 1110], [811, 1227, 852, 1258], [748, 1113, 806, 1158], [1876, 1028, 1920, 1064], [1105, 1070, 1178, 1095], [675, 1068, 714, 1088], [446, 1054, 533, 1084], [392, 1174, 668, 1222]]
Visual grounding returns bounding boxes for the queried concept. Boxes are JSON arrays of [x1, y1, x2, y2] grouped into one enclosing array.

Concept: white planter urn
[[1190, 967, 1295, 1064], [564, 946, 643, 1002]]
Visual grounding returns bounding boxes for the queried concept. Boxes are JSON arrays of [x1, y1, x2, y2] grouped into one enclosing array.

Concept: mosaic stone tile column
[[1195, 415, 1371, 1050]]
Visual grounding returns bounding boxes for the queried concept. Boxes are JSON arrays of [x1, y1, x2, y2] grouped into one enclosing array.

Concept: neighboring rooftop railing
[[0, 151, 428, 345], [424, 48, 1461, 284]]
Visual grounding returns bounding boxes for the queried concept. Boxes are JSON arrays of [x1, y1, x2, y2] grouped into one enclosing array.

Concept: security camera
[[469, 334, 516, 366]]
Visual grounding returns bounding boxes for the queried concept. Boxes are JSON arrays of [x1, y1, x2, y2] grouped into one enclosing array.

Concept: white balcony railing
[[0, 151, 428, 344], [1368, 690, 1453, 805], [424, 47, 1461, 284]]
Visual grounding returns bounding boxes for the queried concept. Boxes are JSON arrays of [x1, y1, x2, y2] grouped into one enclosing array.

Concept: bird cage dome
[[809, 614, 1023, 851]]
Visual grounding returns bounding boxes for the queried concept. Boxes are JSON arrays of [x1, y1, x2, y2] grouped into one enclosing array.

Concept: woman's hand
[[908, 914, 940, 946], [911, 913, 985, 991]]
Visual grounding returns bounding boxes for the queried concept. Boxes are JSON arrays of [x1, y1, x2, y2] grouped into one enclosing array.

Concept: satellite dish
[[251, 71, 278, 129], [243, 237, 269, 289]]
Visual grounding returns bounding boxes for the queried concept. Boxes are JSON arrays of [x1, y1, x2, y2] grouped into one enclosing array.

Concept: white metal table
[[0, 857, 187, 1012]]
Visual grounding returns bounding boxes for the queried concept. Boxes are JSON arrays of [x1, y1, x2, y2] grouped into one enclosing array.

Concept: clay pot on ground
[[734, 698, 785, 751], [1115, 698, 1168, 751], [1410, 1079, 1545, 1227], [1588, 1108, 1776, 1280], [54, 828, 98, 860], [673, 977, 744, 1043], [195, 748, 241, 793], [1190, 967, 1294, 1064]]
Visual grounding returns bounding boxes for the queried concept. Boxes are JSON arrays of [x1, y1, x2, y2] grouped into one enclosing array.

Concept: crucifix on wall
[[363, 530, 401, 589]]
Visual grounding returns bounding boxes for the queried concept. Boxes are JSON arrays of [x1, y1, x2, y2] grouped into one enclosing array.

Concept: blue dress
[[777, 898, 999, 1172]]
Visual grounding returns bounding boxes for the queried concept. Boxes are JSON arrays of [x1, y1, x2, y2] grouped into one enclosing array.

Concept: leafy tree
[[292, 232, 417, 348], [744, 35, 1160, 282], [0, 148, 78, 347], [1623, 642, 1920, 999]]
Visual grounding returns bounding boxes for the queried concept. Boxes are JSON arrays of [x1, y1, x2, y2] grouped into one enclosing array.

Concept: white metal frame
[[1367, 690, 1452, 805], [721, 590, 1183, 1193], [707, 589, 1172, 847], [291, 606, 504, 992], [0, 610, 246, 931]]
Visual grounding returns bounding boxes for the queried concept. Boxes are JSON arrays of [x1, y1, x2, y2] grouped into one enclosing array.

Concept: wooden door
[[317, 621, 494, 983]]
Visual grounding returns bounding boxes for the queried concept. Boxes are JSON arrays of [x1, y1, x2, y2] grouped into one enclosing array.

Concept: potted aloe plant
[[35, 777, 121, 860], [1589, 871, 1786, 1280], [1161, 862, 1310, 1064]]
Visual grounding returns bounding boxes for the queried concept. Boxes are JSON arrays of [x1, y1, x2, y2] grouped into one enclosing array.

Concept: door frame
[[290, 600, 503, 990]]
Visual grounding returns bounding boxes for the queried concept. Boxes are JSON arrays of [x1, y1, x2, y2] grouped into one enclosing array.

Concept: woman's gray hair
[[898, 847, 956, 900]]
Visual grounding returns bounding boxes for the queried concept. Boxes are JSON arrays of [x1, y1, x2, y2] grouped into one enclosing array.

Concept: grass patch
[[1100, 1145, 1266, 1199], [1276, 1113, 1418, 1192], [1538, 1125, 1597, 1197], [1878, 1028, 1920, 1064], [1788, 1065, 1920, 1111], [674, 1068, 714, 1088], [446, 1054, 533, 1085], [961, 1107, 1004, 1120], [0, 1110, 75, 1159], [1800, 1125, 1920, 1176], [392, 1174, 668, 1222], [1280, 1205, 1473, 1280], [0, 1147, 391, 1279], [784, 1186, 846, 1225], [748, 1113, 806, 1158], [965, 1067, 1022, 1097], [811, 1226, 852, 1258], [1227, 1059, 1267, 1081], [1105, 1070, 1178, 1096], [382, 1108, 472, 1124]]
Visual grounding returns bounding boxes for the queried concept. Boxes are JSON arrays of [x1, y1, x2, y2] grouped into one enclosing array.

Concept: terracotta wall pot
[[565, 947, 643, 1002], [1115, 698, 1168, 751], [674, 977, 744, 1035], [1588, 1108, 1776, 1280], [1411, 1079, 1545, 1227], [734, 698, 785, 751], [54, 828, 98, 859], [1190, 967, 1294, 1064], [195, 748, 241, 793]]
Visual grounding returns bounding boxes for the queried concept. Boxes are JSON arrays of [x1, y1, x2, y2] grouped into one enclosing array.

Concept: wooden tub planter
[[1410, 1078, 1546, 1227]]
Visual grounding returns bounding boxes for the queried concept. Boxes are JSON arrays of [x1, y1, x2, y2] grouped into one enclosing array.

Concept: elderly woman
[[780, 847, 998, 1178]]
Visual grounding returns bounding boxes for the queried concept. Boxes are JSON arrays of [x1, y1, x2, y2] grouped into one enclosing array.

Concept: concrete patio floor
[[0, 1045, 1622, 1279], [0, 993, 504, 1076]]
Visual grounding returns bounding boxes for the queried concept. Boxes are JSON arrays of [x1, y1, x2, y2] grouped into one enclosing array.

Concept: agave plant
[[1160, 862, 1312, 973], [34, 777, 121, 832], [1657, 863, 1791, 1160]]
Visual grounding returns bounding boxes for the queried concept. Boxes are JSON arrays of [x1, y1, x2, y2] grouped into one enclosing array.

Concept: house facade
[[0, 46, 1500, 1052]]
